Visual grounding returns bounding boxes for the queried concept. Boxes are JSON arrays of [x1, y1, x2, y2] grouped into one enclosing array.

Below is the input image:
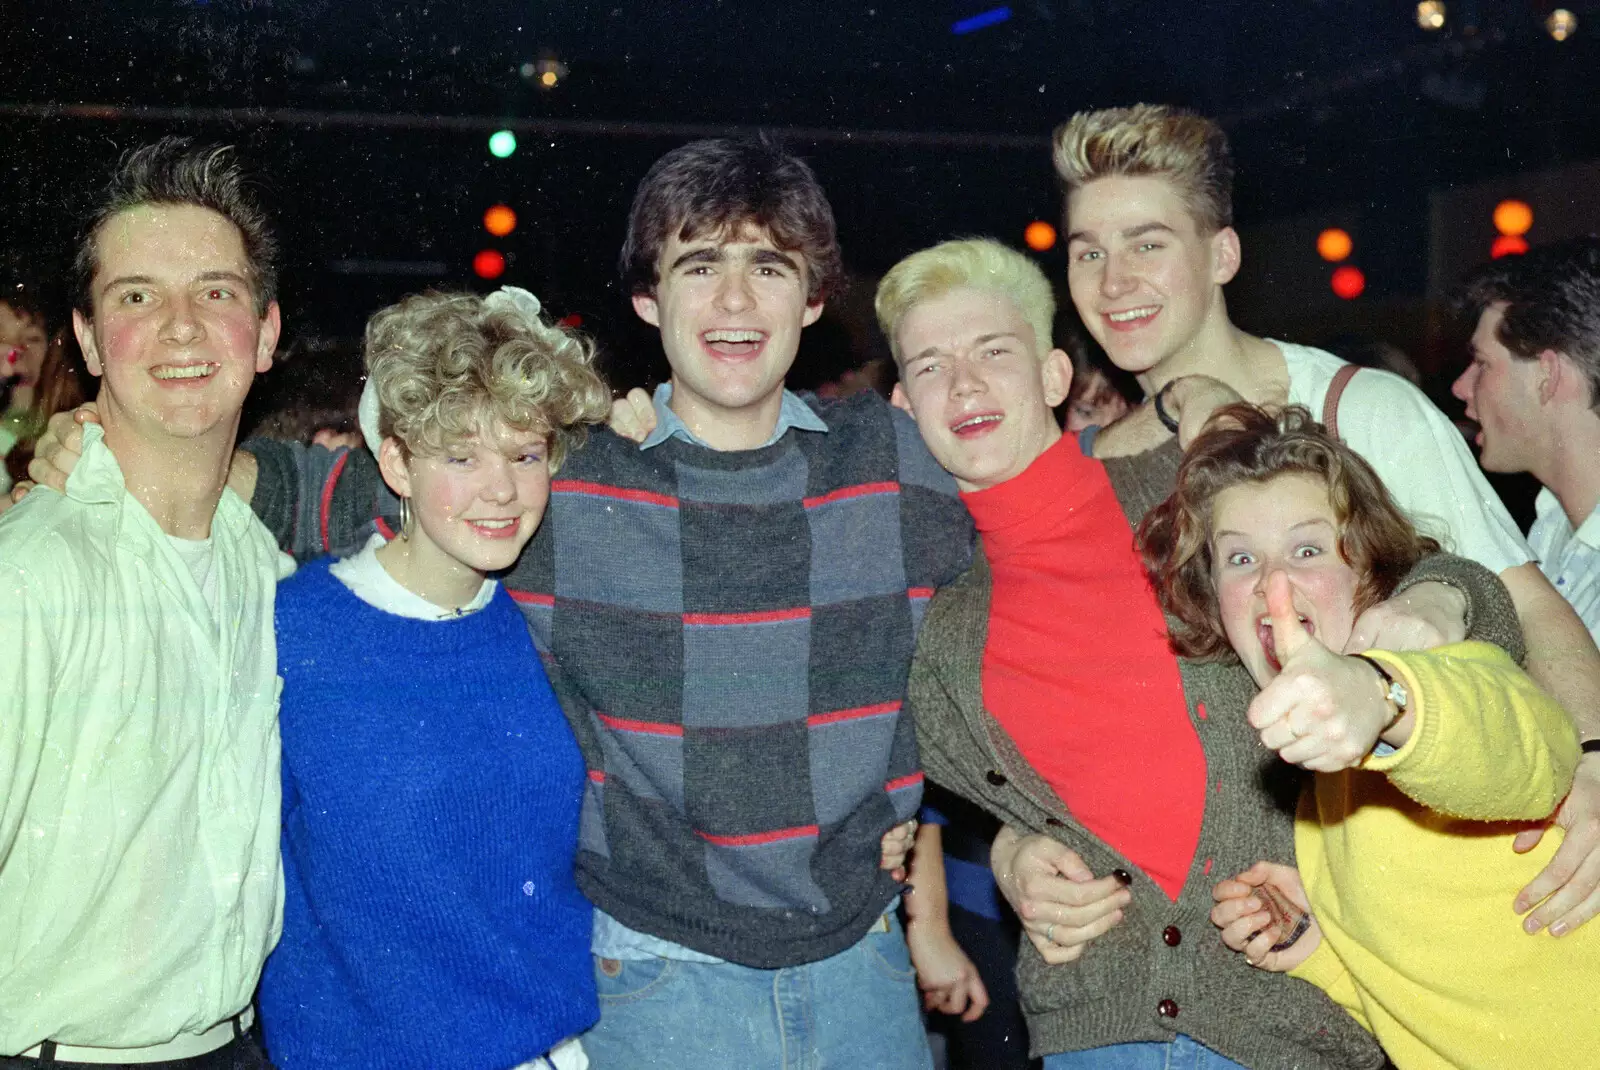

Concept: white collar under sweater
[[329, 532, 497, 621]]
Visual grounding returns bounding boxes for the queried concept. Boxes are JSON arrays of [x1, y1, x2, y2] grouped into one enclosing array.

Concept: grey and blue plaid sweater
[[246, 390, 974, 968]]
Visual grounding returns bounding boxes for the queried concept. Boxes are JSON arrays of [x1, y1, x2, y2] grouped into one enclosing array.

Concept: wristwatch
[[1352, 653, 1409, 731]]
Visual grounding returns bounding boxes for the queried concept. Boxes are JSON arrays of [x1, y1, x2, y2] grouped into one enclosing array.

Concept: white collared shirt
[[1529, 487, 1600, 647], [329, 532, 496, 620], [0, 424, 287, 1054]]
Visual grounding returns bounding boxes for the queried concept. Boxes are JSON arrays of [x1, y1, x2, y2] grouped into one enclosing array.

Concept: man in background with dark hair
[[0, 138, 284, 1068], [1454, 237, 1600, 648]]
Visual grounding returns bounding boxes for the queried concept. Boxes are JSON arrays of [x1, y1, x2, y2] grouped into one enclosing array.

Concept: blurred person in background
[[1318, 334, 1423, 387], [1060, 327, 1139, 436], [0, 280, 89, 505], [1451, 237, 1600, 648], [242, 334, 366, 452]]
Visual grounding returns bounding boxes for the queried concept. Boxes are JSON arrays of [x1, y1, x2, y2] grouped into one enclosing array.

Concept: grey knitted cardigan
[[909, 440, 1524, 1069]]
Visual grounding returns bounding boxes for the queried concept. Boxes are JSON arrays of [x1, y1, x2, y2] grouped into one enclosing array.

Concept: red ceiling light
[[473, 249, 507, 279], [1491, 234, 1529, 259], [1330, 265, 1366, 300]]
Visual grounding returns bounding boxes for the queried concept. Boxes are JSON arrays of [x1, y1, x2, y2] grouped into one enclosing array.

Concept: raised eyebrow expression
[[1213, 518, 1336, 545]]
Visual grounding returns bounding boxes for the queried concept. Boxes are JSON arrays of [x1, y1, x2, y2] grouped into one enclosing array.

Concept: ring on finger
[[1044, 923, 1056, 943]]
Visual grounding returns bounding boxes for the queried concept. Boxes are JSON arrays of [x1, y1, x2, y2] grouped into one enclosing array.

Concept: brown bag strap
[[1322, 363, 1361, 441]]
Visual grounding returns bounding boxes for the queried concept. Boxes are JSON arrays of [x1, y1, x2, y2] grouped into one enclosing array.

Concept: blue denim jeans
[[581, 913, 932, 1070], [1043, 1035, 1249, 1070]]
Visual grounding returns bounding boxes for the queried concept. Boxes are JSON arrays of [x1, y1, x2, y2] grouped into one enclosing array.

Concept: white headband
[[357, 286, 547, 457]]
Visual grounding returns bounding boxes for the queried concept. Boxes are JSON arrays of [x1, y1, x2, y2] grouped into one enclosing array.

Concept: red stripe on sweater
[[803, 481, 898, 508], [885, 772, 924, 793], [320, 450, 350, 552], [683, 607, 811, 626], [907, 586, 935, 600], [808, 701, 901, 727], [588, 770, 606, 783], [507, 589, 555, 607], [374, 516, 396, 541], [595, 712, 684, 737], [697, 825, 820, 847], [554, 480, 679, 509]]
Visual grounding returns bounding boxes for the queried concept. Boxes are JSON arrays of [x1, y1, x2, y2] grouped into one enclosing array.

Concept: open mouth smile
[[951, 412, 1003, 437], [702, 329, 766, 358]]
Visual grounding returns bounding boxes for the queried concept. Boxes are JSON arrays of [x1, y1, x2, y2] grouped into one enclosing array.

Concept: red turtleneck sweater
[[962, 433, 1205, 899]]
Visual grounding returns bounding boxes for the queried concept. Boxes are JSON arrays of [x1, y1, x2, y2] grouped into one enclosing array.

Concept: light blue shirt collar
[[639, 382, 829, 451]]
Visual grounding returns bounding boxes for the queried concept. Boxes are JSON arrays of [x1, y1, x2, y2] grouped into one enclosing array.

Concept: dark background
[[4, 0, 1598, 502]]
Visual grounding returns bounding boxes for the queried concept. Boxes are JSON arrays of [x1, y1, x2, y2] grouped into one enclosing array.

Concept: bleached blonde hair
[[875, 238, 1055, 366], [1053, 104, 1235, 234], [366, 290, 610, 471]]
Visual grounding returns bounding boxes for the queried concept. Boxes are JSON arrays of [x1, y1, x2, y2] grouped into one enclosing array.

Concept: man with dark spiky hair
[[0, 138, 284, 1067], [1453, 237, 1600, 647]]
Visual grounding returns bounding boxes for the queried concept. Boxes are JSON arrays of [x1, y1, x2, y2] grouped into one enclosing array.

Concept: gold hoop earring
[[397, 496, 411, 541]]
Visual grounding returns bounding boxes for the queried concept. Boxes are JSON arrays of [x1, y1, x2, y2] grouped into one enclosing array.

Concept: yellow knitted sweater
[[1288, 640, 1591, 1070]]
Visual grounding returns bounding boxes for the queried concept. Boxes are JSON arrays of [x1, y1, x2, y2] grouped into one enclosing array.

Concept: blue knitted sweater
[[260, 559, 596, 1070]]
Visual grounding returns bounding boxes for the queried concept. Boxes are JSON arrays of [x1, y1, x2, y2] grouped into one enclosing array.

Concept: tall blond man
[[1003, 103, 1600, 940]]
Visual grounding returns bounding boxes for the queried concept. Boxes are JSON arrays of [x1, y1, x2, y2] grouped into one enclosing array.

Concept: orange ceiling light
[[1024, 221, 1057, 251], [483, 204, 518, 237], [1317, 228, 1353, 262], [1493, 199, 1533, 237]]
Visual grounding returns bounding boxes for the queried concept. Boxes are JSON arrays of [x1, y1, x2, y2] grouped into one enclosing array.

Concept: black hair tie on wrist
[[1153, 380, 1181, 434]]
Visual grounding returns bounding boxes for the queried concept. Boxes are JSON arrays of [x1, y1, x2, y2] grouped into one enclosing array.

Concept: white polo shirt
[[1529, 487, 1600, 647]]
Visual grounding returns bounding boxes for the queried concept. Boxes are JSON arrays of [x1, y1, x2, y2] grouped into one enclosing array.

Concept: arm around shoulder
[[241, 438, 392, 560], [1369, 642, 1579, 821], [1500, 562, 1600, 739], [1393, 551, 1522, 660]]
